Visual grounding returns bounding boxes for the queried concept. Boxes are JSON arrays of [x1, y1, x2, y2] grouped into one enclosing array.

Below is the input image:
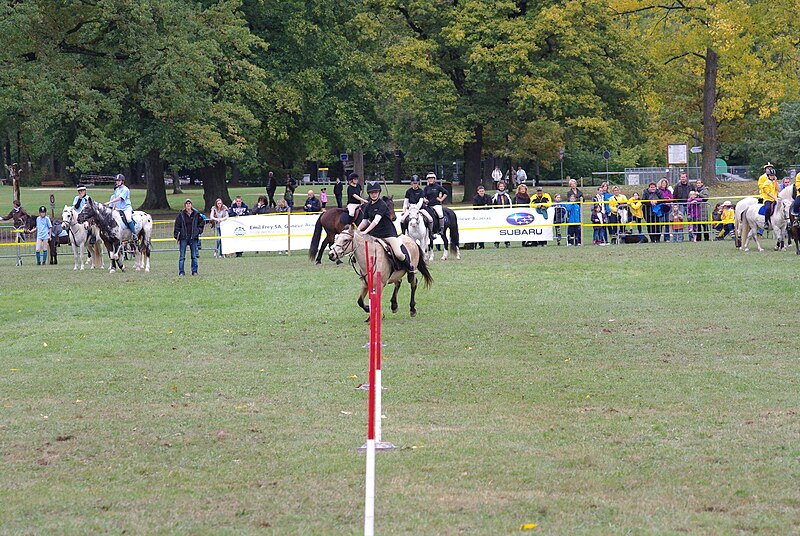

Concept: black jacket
[[174, 209, 206, 240]]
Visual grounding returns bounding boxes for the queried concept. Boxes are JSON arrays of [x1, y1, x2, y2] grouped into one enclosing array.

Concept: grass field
[[1, 232, 799, 535]]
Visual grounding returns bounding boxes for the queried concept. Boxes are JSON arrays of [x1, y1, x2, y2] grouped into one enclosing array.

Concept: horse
[[404, 202, 433, 262], [328, 227, 433, 317], [739, 197, 791, 252], [422, 205, 461, 260], [47, 219, 71, 264], [77, 197, 153, 273], [790, 212, 800, 255], [61, 206, 104, 270], [734, 197, 759, 249], [308, 196, 395, 264]]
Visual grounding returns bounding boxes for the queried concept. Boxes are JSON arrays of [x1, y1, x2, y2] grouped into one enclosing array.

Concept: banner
[[453, 207, 555, 242], [220, 214, 318, 254]]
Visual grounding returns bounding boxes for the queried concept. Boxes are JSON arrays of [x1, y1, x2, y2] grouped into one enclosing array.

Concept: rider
[[758, 163, 779, 229], [358, 181, 414, 275], [346, 172, 368, 222], [422, 171, 448, 236], [106, 173, 137, 242], [73, 184, 88, 213], [401, 175, 433, 229]]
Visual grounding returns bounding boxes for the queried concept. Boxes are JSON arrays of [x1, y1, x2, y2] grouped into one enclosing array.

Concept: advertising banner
[[453, 207, 555, 243], [220, 214, 318, 254]]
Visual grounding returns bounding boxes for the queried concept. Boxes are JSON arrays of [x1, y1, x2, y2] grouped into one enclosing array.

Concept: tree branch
[[396, 6, 426, 38]]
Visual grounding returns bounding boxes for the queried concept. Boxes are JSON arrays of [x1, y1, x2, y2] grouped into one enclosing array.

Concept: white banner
[[220, 214, 319, 254], [453, 207, 555, 242]]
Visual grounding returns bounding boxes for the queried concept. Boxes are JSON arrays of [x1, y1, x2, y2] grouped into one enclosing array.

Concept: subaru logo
[[506, 212, 535, 226], [234, 226, 246, 236]]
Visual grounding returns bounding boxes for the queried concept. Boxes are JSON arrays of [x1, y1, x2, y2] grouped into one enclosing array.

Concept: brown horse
[[308, 196, 396, 264], [329, 228, 433, 316]]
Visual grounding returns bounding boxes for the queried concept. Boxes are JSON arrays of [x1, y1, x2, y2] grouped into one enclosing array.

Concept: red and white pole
[[364, 244, 378, 536]]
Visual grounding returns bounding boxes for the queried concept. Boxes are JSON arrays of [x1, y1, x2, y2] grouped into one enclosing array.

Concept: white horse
[[404, 203, 433, 262], [77, 197, 153, 273], [739, 197, 791, 252], [734, 197, 759, 248], [61, 206, 104, 270]]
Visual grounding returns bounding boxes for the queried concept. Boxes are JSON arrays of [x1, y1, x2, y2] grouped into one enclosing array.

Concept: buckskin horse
[[308, 196, 396, 264]]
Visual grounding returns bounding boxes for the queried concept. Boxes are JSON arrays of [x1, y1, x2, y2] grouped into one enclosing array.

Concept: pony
[[47, 219, 71, 264], [739, 197, 791, 252], [328, 227, 433, 316], [734, 197, 759, 249], [404, 202, 433, 262], [308, 196, 395, 264], [421, 205, 461, 260], [77, 197, 153, 273], [61, 206, 104, 270]]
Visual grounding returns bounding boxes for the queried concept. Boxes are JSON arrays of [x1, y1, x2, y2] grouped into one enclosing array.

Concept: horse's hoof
[[410, 310, 417, 317], [456, 254, 461, 260], [109, 268, 116, 273], [145, 268, 150, 273], [391, 307, 398, 314], [135, 267, 141, 272], [73, 267, 78, 271]]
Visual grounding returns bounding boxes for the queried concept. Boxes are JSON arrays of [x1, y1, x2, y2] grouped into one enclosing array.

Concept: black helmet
[[348, 172, 359, 181], [39, 205, 47, 213], [366, 181, 381, 193], [115, 173, 125, 182]]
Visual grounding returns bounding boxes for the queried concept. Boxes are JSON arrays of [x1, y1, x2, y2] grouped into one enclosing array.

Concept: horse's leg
[[390, 282, 400, 314], [740, 219, 751, 252], [441, 232, 449, 261], [357, 281, 369, 313], [409, 273, 418, 317]]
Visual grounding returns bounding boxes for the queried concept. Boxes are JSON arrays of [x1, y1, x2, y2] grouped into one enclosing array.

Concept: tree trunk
[[4, 136, 10, 166], [139, 149, 171, 210], [200, 161, 230, 212], [462, 124, 483, 202], [230, 164, 241, 187], [393, 150, 403, 184], [172, 171, 183, 195], [702, 47, 718, 183]]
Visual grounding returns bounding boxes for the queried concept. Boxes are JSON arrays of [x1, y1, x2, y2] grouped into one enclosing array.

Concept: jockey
[[401, 175, 433, 226], [358, 181, 414, 275], [758, 163, 778, 228], [107, 174, 137, 240], [346, 172, 368, 222], [73, 184, 88, 213], [422, 171, 448, 235]]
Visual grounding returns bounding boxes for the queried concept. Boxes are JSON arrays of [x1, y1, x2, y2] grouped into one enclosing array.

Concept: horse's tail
[[308, 215, 324, 261], [446, 208, 459, 253], [415, 243, 433, 289]]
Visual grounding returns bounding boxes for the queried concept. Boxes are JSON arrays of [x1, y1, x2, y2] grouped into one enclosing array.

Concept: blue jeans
[[215, 226, 222, 256], [179, 239, 199, 275]]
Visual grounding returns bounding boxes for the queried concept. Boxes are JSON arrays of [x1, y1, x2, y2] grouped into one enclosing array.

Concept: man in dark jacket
[[303, 190, 321, 212], [266, 171, 277, 208], [672, 171, 692, 241], [333, 177, 343, 208], [173, 198, 206, 276]]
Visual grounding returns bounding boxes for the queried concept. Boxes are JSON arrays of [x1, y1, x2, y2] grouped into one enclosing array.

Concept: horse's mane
[[85, 196, 117, 228]]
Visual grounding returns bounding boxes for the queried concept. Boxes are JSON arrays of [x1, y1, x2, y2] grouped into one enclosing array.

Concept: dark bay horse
[[308, 196, 396, 264], [421, 205, 460, 260]]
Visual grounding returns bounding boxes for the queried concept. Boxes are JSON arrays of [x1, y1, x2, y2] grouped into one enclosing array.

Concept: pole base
[[358, 441, 398, 452]]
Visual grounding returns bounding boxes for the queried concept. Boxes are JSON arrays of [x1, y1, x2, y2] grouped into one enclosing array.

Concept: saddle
[[339, 205, 364, 226], [422, 206, 445, 234]]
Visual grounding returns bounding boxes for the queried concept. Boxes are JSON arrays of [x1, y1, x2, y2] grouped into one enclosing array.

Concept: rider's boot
[[399, 244, 415, 282], [439, 217, 445, 236], [128, 220, 138, 247]]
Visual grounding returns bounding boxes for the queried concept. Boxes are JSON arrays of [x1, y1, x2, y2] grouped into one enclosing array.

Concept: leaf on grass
[[235, 404, 250, 410], [169, 386, 177, 390], [43, 342, 48, 347], [74, 399, 82, 404], [40, 414, 49, 420], [467, 346, 473, 351], [520, 523, 537, 530], [9, 368, 18, 372], [168, 330, 173, 335], [340, 411, 353, 415], [348, 375, 358, 379]]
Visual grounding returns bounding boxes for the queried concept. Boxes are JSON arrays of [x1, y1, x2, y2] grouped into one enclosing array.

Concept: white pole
[[364, 438, 376, 536], [375, 369, 382, 442]]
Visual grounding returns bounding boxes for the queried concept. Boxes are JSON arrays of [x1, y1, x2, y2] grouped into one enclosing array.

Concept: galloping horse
[[739, 197, 791, 252], [404, 203, 433, 262], [328, 227, 433, 316], [422, 205, 461, 260], [308, 196, 395, 264], [77, 197, 153, 272], [62, 206, 104, 270]]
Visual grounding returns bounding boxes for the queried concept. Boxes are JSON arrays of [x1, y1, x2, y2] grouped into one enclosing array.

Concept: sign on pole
[[340, 153, 349, 162], [690, 146, 702, 154], [667, 144, 688, 165]]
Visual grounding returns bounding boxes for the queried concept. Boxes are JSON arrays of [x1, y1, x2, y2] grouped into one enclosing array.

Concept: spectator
[[553, 193, 567, 246], [209, 197, 228, 258], [284, 176, 297, 211], [716, 201, 735, 240], [253, 195, 270, 215], [529, 186, 552, 247], [320, 188, 328, 209], [686, 191, 703, 242], [513, 184, 532, 246], [565, 193, 582, 246], [276, 199, 289, 213], [30, 205, 52, 265], [670, 204, 685, 242], [173, 198, 205, 276], [591, 204, 607, 245], [641, 181, 664, 242], [565, 177, 584, 206], [515, 165, 527, 186], [333, 176, 344, 208], [778, 176, 792, 193], [657, 178, 674, 241], [592, 186, 609, 244], [229, 195, 249, 257], [0, 200, 29, 230], [266, 171, 277, 208], [608, 185, 628, 241], [629, 191, 644, 235], [304, 190, 321, 212], [469, 184, 492, 249], [672, 171, 692, 241], [710, 202, 723, 240], [491, 165, 502, 187], [693, 178, 711, 240], [491, 181, 512, 248]]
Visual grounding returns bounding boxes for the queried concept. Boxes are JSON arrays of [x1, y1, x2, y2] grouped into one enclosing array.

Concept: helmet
[[348, 172, 359, 181], [410, 175, 419, 183], [39, 205, 47, 213], [764, 163, 776, 176], [426, 172, 437, 180], [366, 181, 381, 193], [115, 173, 125, 182], [76, 184, 87, 191]]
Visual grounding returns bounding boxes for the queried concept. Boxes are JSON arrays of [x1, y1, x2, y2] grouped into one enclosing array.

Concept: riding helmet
[[764, 163, 776, 176], [348, 172, 359, 181], [426, 172, 437, 180], [39, 205, 47, 213], [115, 173, 125, 182], [366, 181, 381, 193]]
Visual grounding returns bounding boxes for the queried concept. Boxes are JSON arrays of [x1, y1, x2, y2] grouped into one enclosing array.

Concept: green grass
[[1, 232, 799, 534]]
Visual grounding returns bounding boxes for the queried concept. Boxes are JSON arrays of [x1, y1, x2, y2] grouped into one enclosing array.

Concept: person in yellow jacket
[[715, 200, 735, 240], [607, 185, 629, 240], [628, 191, 644, 234], [758, 163, 779, 227], [529, 186, 552, 218]]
